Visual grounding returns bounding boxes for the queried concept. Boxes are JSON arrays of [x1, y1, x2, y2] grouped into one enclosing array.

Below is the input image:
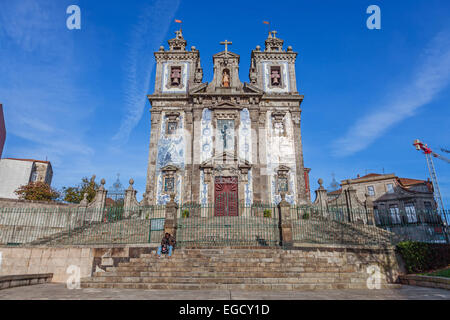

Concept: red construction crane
[[413, 139, 449, 211]]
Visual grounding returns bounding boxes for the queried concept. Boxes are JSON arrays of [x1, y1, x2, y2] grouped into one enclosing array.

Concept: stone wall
[[0, 245, 155, 283], [0, 198, 77, 209]]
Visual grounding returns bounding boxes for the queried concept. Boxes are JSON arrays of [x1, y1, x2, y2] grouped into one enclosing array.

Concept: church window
[[270, 66, 282, 86], [170, 66, 182, 86], [367, 185, 375, 196]]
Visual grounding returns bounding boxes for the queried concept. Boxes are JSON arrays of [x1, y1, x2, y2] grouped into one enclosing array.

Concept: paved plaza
[[0, 284, 448, 300]]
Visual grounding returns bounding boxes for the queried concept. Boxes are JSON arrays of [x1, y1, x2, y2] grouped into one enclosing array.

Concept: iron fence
[[0, 206, 165, 246], [176, 202, 280, 247], [0, 204, 448, 247]]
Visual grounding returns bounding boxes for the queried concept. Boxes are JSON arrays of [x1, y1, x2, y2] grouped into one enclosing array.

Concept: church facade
[[143, 30, 309, 210]]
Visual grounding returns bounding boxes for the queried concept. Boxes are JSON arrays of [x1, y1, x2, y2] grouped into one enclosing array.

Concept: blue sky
[[1, 0, 449, 206]]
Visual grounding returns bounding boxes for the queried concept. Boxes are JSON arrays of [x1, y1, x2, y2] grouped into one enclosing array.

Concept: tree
[[62, 176, 99, 204], [14, 181, 60, 202]]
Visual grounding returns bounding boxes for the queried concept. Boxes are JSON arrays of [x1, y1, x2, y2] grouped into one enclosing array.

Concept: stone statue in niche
[[270, 67, 281, 86], [222, 69, 230, 87], [170, 67, 181, 86]]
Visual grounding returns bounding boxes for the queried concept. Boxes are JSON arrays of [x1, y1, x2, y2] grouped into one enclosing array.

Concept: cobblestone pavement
[[0, 284, 448, 300]]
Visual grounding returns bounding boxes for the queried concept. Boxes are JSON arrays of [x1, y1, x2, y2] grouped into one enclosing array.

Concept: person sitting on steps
[[157, 232, 176, 258]]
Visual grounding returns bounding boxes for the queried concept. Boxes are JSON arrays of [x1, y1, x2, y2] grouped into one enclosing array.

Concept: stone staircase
[[81, 248, 401, 291]]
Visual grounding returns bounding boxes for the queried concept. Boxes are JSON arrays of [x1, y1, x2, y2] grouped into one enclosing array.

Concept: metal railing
[[0, 205, 447, 246], [0, 206, 165, 246], [176, 202, 280, 247]]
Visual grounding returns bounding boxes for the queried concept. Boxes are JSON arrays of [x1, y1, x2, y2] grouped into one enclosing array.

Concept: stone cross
[[271, 30, 278, 38], [220, 40, 232, 55]]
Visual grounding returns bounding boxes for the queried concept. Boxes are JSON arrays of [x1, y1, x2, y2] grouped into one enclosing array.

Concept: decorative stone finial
[[255, 45, 261, 51], [159, 46, 164, 51], [129, 178, 134, 186], [318, 178, 323, 187], [191, 46, 196, 51], [287, 46, 293, 52], [101, 178, 106, 185]]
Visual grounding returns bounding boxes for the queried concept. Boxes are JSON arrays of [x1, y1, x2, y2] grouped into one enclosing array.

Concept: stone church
[[143, 30, 309, 212]]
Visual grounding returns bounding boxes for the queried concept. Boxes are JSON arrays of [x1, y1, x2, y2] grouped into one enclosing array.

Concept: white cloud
[[112, 0, 181, 145], [332, 30, 450, 157]]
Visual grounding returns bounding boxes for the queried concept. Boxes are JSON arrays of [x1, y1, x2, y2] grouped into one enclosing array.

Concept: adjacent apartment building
[[327, 173, 437, 224], [0, 158, 53, 199]]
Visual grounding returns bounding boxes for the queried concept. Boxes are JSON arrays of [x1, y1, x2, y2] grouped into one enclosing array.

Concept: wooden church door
[[214, 176, 238, 216]]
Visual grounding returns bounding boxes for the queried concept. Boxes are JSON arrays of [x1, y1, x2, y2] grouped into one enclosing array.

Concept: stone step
[[80, 282, 401, 291], [84, 275, 387, 285], [92, 271, 371, 279], [119, 257, 348, 268], [107, 266, 358, 273]]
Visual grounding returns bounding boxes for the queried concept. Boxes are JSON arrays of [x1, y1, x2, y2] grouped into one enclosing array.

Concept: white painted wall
[[0, 159, 33, 199]]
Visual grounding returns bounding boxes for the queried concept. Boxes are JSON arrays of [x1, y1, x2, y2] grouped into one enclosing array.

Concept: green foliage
[[397, 241, 450, 274], [302, 212, 310, 220], [182, 209, 190, 218], [62, 176, 99, 204], [397, 241, 430, 273], [263, 209, 272, 218], [14, 182, 60, 202], [425, 268, 450, 278]]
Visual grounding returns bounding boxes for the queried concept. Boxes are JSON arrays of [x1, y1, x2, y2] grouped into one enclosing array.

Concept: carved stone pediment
[[200, 152, 251, 183], [210, 100, 242, 111], [161, 165, 179, 173]]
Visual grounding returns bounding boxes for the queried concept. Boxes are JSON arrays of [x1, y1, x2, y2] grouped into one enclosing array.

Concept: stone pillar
[[124, 179, 139, 218], [250, 109, 261, 202], [258, 111, 270, 202], [364, 195, 376, 225], [278, 193, 293, 248], [314, 179, 328, 216], [191, 109, 203, 203], [344, 187, 357, 222], [291, 110, 308, 205], [89, 179, 107, 222], [164, 194, 179, 238], [144, 111, 162, 205]]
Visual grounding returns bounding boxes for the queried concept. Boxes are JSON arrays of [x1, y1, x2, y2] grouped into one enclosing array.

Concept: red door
[[214, 176, 238, 216]]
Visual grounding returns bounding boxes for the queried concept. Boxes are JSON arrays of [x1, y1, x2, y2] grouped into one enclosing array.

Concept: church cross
[[271, 30, 278, 38], [220, 40, 232, 55]]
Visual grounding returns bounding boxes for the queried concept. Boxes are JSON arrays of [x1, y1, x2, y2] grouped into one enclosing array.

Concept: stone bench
[[0, 273, 53, 290]]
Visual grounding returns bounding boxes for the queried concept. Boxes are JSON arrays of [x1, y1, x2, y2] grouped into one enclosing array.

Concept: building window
[[405, 202, 417, 223], [424, 201, 433, 213], [270, 66, 282, 86], [30, 170, 38, 182], [387, 183, 394, 194], [389, 204, 401, 224], [367, 186, 375, 196], [170, 66, 182, 87]]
